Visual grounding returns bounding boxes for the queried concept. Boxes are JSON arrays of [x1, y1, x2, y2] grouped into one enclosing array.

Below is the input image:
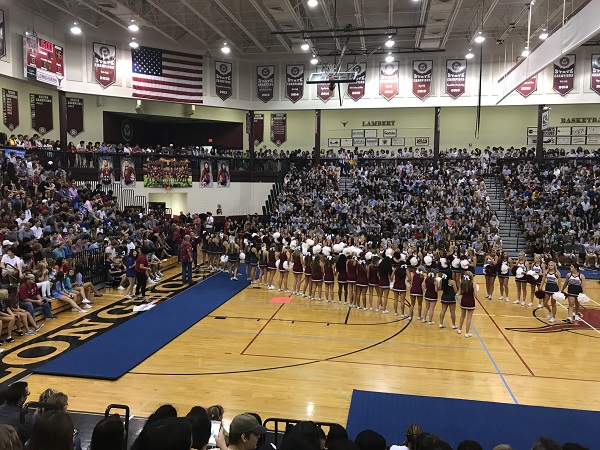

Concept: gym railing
[[262, 417, 342, 448]]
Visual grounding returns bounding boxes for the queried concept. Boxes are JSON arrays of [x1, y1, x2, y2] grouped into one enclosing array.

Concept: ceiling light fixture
[[385, 39, 394, 48], [385, 52, 394, 63], [301, 42, 310, 51], [474, 32, 485, 43], [307, 0, 318, 7], [128, 20, 139, 32], [539, 30, 548, 40], [310, 55, 319, 64], [522, 48, 530, 57], [465, 48, 475, 59], [70, 23, 82, 35], [221, 42, 231, 54], [129, 38, 139, 49]]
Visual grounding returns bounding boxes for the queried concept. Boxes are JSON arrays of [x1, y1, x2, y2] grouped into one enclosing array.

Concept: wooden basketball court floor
[[21, 267, 600, 425]]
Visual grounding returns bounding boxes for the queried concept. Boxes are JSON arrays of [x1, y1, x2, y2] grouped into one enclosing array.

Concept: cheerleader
[[301, 253, 313, 297], [465, 248, 477, 273], [278, 246, 291, 293], [392, 260, 408, 317], [377, 256, 393, 314], [407, 265, 425, 320], [513, 252, 529, 306], [483, 251, 498, 299], [541, 261, 561, 323], [422, 269, 439, 325], [561, 263, 586, 323], [266, 247, 277, 290], [347, 254, 358, 308], [226, 240, 239, 281], [217, 236, 227, 273], [310, 254, 324, 300], [423, 245, 436, 272], [457, 271, 478, 337], [258, 244, 268, 286], [323, 255, 335, 302], [291, 248, 304, 295], [497, 251, 512, 302], [439, 269, 458, 329], [367, 256, 380, 310], [247, 243, 259, 284], [530, 254, 546, 308], [356, 259, 369, 310], [336, 251, 348, 304]]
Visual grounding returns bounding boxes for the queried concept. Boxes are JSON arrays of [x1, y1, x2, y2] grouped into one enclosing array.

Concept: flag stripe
[[162, 50, 203, 61], [133, 92, 203, 103], [132, 82, 202, 94], [132, 76, 203, 88], [161, 69, 202, 79]]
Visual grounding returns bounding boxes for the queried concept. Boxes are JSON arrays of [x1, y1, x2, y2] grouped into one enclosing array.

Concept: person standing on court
[[180, 235, 193, 286]]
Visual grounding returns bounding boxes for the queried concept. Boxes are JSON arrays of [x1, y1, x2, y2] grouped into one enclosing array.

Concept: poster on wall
[[143, 158, 192, 188], [98, 156, 115, 185], [121, 158, 136, 187], [257, 65, 274, 103], [199, 160, 213, 188], [253, 114, 264, 144], [2, 89, 19, 131], [556, 136, 571, 145], [353, 138, 366, 147], [351, 129, 364, 138], [217, 160, 230, 188], [415, 137, 430, 146], [383, 129, 396, 137], [392, 137, 405, 146], [590, 54, 600, 95], [553, 54, 576, 96], [364, 129, 377, 138], [587, 136, 600, 145], [66, 97, 84, 137], [413, 60, 432, 100], [29, 94, 53, 135], [316, 64, 334, 102], [379, 61, 399, 101], [365, 138, 378, 147], [347, 62, 366, 101], [328, 138, 341, 147], [0, 9, 5, 59], [93, 43, 116, 88], [340, 138, 353, 147], [215, 61, 233, 101], [285, 65, 305, 103], [446, 59, 466, 98], [270, 113, 287, 146]]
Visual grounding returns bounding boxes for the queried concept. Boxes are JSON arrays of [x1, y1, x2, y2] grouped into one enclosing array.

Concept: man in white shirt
[[1, 246, 22, 278]]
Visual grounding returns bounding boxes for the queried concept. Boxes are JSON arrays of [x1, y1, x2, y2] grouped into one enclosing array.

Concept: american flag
[[131, 46, 203, 104]]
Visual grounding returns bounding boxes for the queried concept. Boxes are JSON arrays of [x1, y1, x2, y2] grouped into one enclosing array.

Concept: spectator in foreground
[[354, 429, 386, 450], [28, 410, 75, 450], [133, 417, 192, 450], [457, 440, 483, 450], [224, 413, 267, 450], [90, 414, 125, 450], [0, 382, 34, 444], [532, 437, 562, 450], [186, 406, 211, 450], [0, 424, 22, 450]]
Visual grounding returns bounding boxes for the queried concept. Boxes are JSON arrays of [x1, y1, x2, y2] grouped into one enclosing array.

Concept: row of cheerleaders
[[199, 233, 591, 336]]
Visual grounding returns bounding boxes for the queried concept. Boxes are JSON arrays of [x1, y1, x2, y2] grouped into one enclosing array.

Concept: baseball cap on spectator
[[230, 414, 266, 435]]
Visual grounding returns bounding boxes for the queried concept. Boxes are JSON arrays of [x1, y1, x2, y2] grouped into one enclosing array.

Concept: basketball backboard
[[306, 71, 358, 84]]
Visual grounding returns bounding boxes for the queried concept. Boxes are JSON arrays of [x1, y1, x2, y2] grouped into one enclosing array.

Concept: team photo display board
[[526, 125, 600, 145], [24, 33, 64, 86], [143, 158, 192, 188]]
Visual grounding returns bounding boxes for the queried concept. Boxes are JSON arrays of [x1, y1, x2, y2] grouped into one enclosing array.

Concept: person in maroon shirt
[[135, 249, 151, 302], [179, 235, 193, 286], [18, 274, 56, 319]]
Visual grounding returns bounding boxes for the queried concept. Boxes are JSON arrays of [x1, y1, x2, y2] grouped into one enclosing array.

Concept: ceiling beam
[[354, 0, 367, 50], [247, 0, 292, 52], [37, 0, 98, 28], [179, 0, 242, 52], [145, 0, 208, 46], [321, 0, 342, 52], [212, 0, 268, 52], [440, 0, 465, 49], [414, 0, 429, 47]]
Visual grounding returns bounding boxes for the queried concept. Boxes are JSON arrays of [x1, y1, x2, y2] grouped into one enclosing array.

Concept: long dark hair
[[336, 253, 347, 271], [378, 257, 393, 277]]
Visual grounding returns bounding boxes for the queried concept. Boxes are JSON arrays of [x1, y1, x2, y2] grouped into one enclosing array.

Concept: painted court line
[[554, 301, 600, 335], [472, 324, 519, 404], [240, 304, 284, 355]]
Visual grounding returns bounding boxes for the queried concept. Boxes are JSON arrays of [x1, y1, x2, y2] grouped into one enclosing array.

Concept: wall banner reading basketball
[[66, 97, 84, 137], [257, 65, 274, 103], [217, 160, 230, 188], [270, 113, 287, 146], [446, 59, 466, 99], [413, 60, 432, 100], [316, 64, 334, 102], [121, 158, 136, 188], [347, 62, 366, 101], [93, 43, 116, 88], [199, 160, 213, 188], [379, 61, 399, 101], [591, 54, 600, 95], [254, 113, 264, 144], [285, 65, 304, 103], [2, 89, 19, 131], [215, 61, 233, 101], [553, 54, 576, 96], [99, 156, 115, 185], [30, 94, 53, 135]]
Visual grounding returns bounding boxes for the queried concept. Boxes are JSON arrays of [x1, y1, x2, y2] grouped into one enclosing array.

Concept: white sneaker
[[382, 310, 389, 314], [513, 299, 520, 304], [82, 298, 90, 304], [465, 333, 472, 338], [574, 315, 582, 321], [451, 325, 458, 329], [521, 301, 526, 306], [117, 286, 125, 290], [147, 278, 157, 284], [498, 296, 503, 301], [536, 304, 543, 309], [527, 302, 533, 307], [549, 317, 555, 323], [394, 312, 399, 316], [124, 295, 133, 299], [457, 329, 462, 334], [157, 272, 164, 277], [439, 324, 446, 328], [83, 304, 92, 309], [505, 297, 510, 302]]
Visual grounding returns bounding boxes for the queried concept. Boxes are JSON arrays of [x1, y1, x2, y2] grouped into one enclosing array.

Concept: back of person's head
[[457, 440, 483, 450], [186, 406, 210, 450], [90, 414, 124, 450], [413, 433, 442, 450], [5, 382, 28, 406], [0, 424, 22, 450], [405, 424, 424, 449], [328, 438, 359, 450], [421, 439, 452, 450], [354, 429, 386, 450], [532, 437, 562, 450], [146, 404, 177, 426], [134, 417, 192, 450], [326, 424, 348, 449], [279, 422, 321, 450], [207, 405, 224, 421], [562, 444, 588, 450], [492, 445, 512, 450], [45, 392, 68, 411], [28, 410, 74, 450]]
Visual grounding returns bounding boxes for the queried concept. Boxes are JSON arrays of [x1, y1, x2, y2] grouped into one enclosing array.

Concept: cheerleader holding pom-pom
[[422, 269, 440, 325], [541, 261, 561, 323], [497, 251, 512, 302], [392, 260, 408, 317], [407, 265, 425, 320], [439, 269, 458, 329], [457, 271, 478, 338], [483, 251, 498, 299], [561, 263, 586, 323], [513, 252, 530, 306]]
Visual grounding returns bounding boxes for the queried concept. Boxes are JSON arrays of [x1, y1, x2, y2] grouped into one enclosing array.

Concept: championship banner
[[143, 158, 192, 188], [99, 156, 115, 185], [446, 59, 467, 99], [66, 97, 84, 137], [285, 65, 304, 103], [316, 64, 334, 102], [217, 160, 230, 188], [254, 113, 264, 144], [93, 43, 116, 88], [516, 75, 537, 97], [270, 113, 287, 146], [553, 54, 576, 96], [413, 60, 433, 100], [30, 94, 53, 135], [2, 89, 19, 131], [199, 160, 213, 188], [592, 54, 600, 95], [379, 61, 399, 101], [215, 61, 233, 101], [257, 65, 274, 103], [0, 9, 6, 59], [121, 158, 136, 188], [347, 63, 366, 101]]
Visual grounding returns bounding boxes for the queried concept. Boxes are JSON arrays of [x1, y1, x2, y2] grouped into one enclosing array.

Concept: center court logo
[[506, 307, 600, 337]]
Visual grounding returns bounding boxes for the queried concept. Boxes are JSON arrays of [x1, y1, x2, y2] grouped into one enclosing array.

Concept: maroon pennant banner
[[270, 113, 287, 146], [592, 54, 600, 95], [257, 65, 275, 103], [347, 62, 366, 101], [285, 65, 304, 103], [316, 64, 334, 102], [254, 114, 264, 145], [93, 42, 116, 88], [30, 94, 53, 135], [446, 59, 467, 99], [215, 61, 233, 101], [379, 61, 399, 101], [516, 76, 537, 97], [553, 54, 576, 96], [66, 97, 84, 137], [2, 88, 19, 131], [413, 60, 433, 100]]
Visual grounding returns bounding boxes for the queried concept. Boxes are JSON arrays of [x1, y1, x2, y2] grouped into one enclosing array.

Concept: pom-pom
[[243, 238, 249, 246], [439, 257, 447, 268], [220, 255, 228, 263], [48, 161, 53, 166], [283, 261, 289, 270], [516, 267, 524, 278], [452, 258, 460, 268], [424, 255, 433, 266], [322, 246, 331, 256], [273, 232, 281, 242], [365, 251, 373, 261], [460, 259, 469, 269], [553, 292, 566, 302], [501, 262, 509, 274], [385, 248, 393, 258], [332, 243, 343, 254], [306, 238, 315, 247], [400, 253, 407, 262], [313, 244, 322, 254], [239, 252, 245, 261], [534, 290, 545, 300], [578, 293, 591, 304], [410, 256, 418, 267], [275, 259, 280, 269], [290, 239, 297, 248]]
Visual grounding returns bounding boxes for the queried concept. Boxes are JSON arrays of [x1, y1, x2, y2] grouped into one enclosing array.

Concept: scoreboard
[[24, 33, 64, 86]]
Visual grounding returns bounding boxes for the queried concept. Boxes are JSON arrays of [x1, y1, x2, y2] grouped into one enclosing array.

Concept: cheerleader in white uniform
[[541, 261, 561, 323], [513, 252, 529, 306], [530, 254, 546, 308], [561, 263, 586, 323]]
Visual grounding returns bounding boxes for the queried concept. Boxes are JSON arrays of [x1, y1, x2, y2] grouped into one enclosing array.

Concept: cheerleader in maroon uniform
[[266, 247, 277, 289], [407, 266, 425, 320], [377, 256, 393, 313], [439, 269, 458, 329], [457, 271, 478, 337], [310, 254, 324, 300], [367, 256, 380, 310], [323, 256, 335, 302], [258, 245, 268, 286], [291, 248, 304, 295], [278, 246, 290, 293], [422, 270, 440, 325], [392, 261, 408, 317], [301, 253, 313, 297], [356, 260, 369, 309], [336, 252, 348, 304], [483, 251, 498, 299], [347, 254, 358, 308]]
